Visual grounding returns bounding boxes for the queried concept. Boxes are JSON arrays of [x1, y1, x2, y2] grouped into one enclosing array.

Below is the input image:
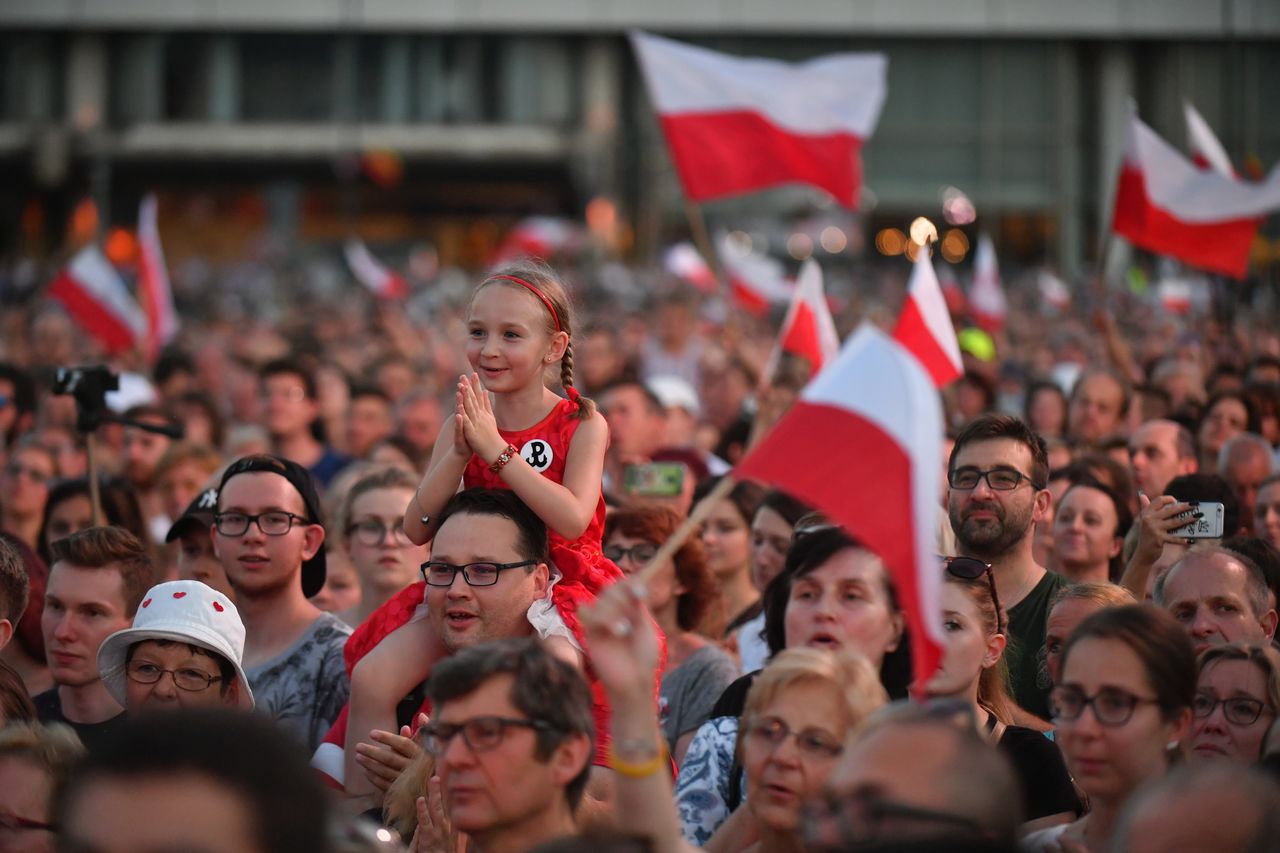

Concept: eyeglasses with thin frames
[[1049, 685, 1160, 726], [743, 717, 844, 759], [126, 660, 223, 692], [603, 542, 659, 565], [421, 560, 537, 587], [214, 511, 310, 537], [1193, 692, 1271, 726], [346, 519, 413, 547]]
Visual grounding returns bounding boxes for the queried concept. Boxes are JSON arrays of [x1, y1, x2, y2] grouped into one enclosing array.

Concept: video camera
[[52, 365, 182, 438]]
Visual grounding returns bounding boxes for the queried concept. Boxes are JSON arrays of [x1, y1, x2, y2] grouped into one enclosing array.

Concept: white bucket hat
[[97, 580, 254, 710]]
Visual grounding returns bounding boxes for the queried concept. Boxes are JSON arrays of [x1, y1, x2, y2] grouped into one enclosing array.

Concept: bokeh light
[[941, 186, 977, 225], [909, 216, 938, 246], [819, 226, 847, 254], [875, 228, 907, 256], [940, 228, 970, 262], [787, 232, 814, 260]]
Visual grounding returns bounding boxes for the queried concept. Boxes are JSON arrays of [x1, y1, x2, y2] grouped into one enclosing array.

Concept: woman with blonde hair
[[1188, 642, 1280, 764]]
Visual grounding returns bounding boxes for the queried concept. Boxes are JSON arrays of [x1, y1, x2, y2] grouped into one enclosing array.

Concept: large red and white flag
[[1184, 101, 1235, 178], [630, 31, 887, 207], [763, 260, 840, 379], [736, 324, 945, 692], [664, 242, 718, 294], [1113, 105, 1280, 279], [969, 233, 1007, 332], [892, 250, 963, 386], [719, 235, 794, 317], [137, 194, 178, 363], [48, 245, 145, 355], [344, 239, 408, 301]]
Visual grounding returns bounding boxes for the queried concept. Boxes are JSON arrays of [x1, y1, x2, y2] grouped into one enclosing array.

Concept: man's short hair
[[1070, 368, 1132, 417], [1154, 544, 1272, 620], [1218, 433, 1276, 475], [0, 721, 84, 790], [599, 380, 664, 417], [428, 638, 594, 809], [53, 710, 330, 853], [349, 383, 392, 408], [259, 358, 317, 401], [0, 362, 37, 417], [48, 527, 154, 618], [1166, 473, 1241, 536], [0, 534, 30, 625], [949, 414, 1049, 488], [436, 489, 549, 564]]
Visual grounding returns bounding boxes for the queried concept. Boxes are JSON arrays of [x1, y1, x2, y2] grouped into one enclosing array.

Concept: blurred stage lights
[[819, 226, 847, 254], [940, 229, 970, 262], [909, 217, 938, 247], [787, 232, 814, 260], [875, 228, 907, 256], [941, 186, 976, 225]]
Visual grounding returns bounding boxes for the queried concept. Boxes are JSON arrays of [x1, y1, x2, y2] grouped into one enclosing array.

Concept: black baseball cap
[[216, 454, 327, 598], [165, 487, 220, 544]]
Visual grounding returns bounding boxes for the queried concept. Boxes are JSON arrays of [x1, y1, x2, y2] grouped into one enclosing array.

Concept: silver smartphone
[[1172, 501, 1226, 539]]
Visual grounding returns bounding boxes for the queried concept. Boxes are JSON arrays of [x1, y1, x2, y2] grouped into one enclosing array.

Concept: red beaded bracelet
[[488, 444, 518, 474]]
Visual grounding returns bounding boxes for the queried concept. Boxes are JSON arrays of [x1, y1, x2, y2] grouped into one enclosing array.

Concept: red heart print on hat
[[173, 592, 187, 599], [142, 598, 152, 608], [212, 602, 225, 612]]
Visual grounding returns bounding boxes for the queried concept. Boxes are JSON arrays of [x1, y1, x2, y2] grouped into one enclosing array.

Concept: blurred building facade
[[2, 1, 1278, 276]]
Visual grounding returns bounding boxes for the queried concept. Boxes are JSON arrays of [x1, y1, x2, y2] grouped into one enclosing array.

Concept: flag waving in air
[[1184, 101, 1235, 178], [969, 234, 1006, 333], [892, 249, 963, 387], [137, 194, 179, 363], [763, 260, 840, 380], [630, 31, 887, 208], [736, 324, 946, 694], [1113, 103, 1280, 279], [344, 239, 409, 301], [719, 235, 794, 317], [48, 245, 146, 355]]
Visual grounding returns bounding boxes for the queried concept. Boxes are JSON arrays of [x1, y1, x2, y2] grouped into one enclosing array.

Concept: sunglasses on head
[[943, 556, 1002, 636]]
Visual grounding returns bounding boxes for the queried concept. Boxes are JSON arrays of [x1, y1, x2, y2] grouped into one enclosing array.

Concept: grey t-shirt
[[245, 612, 352, 754], [659, 643, 739, 750]]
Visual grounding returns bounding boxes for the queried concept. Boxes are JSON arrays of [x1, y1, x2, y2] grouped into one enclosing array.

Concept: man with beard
[[948, 415, 1066, 720]]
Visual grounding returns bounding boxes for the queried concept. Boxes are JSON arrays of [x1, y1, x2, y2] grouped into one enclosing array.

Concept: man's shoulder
[[1011, 570, 1069, 617]]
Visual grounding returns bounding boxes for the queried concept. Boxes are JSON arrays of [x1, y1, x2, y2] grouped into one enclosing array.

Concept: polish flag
[[719, 235, 794, 317], [491, 217, 579, 264], [969, 234, 1006, 332], [892, 250, 963, 387], [137, 194, 179, 363], [936, 260, 967, 314], [631, 31, 887, 208], [1184, 101, 1235, 178], [1157, 276, 1194, 315], [763, 260, 840, 379], [664, 242, 718, 294], [736, 324, 945, 693], [344, 239, 408, 301], [48, 245, 145, 355], [1037, 269, 1072, 311], [1112, 105, 1280, 279]]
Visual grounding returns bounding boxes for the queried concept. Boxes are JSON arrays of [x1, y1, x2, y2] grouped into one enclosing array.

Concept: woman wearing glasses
[[583, 574, 886, 853], [97, 580, 254, 712], [335, 468, 432, 628], [924, 557, 1078, 830], [603, 505, 737, 765], [673, 522, 907, 846], [1187, 643, 1280, 763], [1024, 605, 1195, 852]]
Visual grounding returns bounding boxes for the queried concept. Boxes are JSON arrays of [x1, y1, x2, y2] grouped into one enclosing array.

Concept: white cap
[[97, 580, 254, 710], [647, 375, 700, 418]]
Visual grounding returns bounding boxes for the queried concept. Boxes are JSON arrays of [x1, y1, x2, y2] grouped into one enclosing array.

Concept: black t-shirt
[[32, 689, 127, 754], [1006, 571, 1068, 720], [993, 722, 1081, 820]]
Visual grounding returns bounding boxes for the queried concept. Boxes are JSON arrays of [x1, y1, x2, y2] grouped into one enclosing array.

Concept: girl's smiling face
[[466, 284, 564, 394]]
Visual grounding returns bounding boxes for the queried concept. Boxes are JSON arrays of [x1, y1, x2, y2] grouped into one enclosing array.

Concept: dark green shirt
[[1005, 570, 1068, 720]]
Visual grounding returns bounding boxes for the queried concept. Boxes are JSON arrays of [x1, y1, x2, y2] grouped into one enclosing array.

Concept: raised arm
[[405, 414, 471, 546]]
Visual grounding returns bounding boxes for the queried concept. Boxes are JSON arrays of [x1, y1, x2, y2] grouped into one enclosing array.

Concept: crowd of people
[[1, 247, 1280, 853]]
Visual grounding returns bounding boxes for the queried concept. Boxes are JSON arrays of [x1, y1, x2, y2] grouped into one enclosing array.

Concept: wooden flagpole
[[634, 475, 736, 584]]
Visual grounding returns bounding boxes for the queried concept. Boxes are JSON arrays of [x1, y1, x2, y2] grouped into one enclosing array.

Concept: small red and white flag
[[344, 239, 409, 301], [936, 260, 967, 314], [763, 260, 840, 379], [664, 242, 718, 294], [1113, 104, 1280, 279], [736, 324, 945, 693], [490, 217, 579, 264], [1184, 101, 1235, 178], [892, 250, 963, 387], [719, 235, 794, 317], [1038, 269, 1072, 311], [48, 245, 145, 355], [1157, 276, 1194, 315], [631, 31, 887, 208], [969, 233, 1007, 332], [137, 194, 178, 363]]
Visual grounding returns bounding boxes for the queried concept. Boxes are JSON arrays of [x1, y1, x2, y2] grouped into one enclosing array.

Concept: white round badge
[[521, 439, 554, 472]]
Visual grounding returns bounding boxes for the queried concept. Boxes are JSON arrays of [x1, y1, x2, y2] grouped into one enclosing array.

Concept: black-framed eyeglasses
[[126, 660, 223, 692], [743, 716, 844, 759], [802, 788, 985, 849], [0, 813, 56, 834], [947, 467, 1043, 491], [213, 511, 310, 537], [1193, 691, 1271, 726], [346, 519, 412, 547], [3, 462, 50, 484], [944, 556, 1002, 635], [603, 542, 659, 565], [1049, 685, 1159, 726], [420, 715, 553, 756], [421, 560, 537, 587]]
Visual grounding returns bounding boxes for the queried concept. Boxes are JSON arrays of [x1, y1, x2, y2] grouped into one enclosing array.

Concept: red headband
[[488, 275, 563, 333]]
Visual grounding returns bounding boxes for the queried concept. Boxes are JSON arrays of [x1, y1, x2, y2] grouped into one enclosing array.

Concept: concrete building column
[[1098, 42, 1134, 283], [1054, 43, 1083, 280], [574, 36, 620, 199]]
